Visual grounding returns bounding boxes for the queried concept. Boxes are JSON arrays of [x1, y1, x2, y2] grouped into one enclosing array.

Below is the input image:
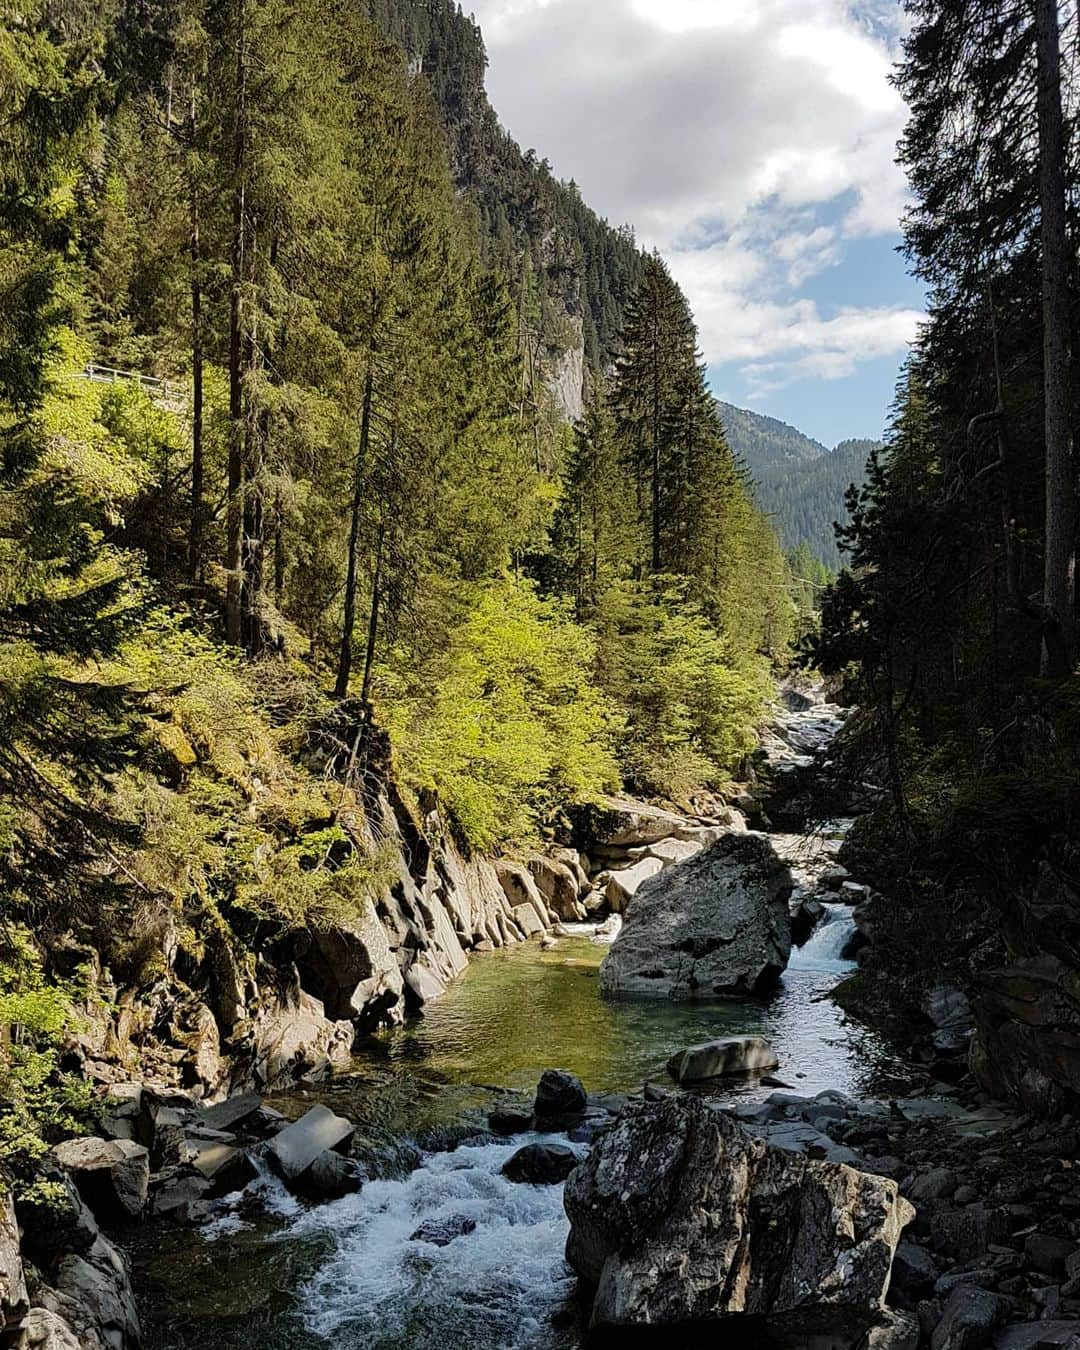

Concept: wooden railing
[[80, 363, 188, 409]]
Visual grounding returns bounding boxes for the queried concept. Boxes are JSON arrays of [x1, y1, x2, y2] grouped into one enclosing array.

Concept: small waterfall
[[786, 903, 857, 976]]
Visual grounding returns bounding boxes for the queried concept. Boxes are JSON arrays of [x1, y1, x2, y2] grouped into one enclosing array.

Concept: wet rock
[[1025, 1233, 1076, 1278], [930, 1206, 1008, 1263], [301, 1150, 364, 1200], [567, 1115, 611, 1144], [488, 1106, 534, 1136], [7, 1309, 82, 1350], [266, 1104, 354, 1188], [909, 1168, 959, 1203], [925, 986, 975, 1056], [890, 1241, 940, 1309], [604, 856, 664, 913], [791, 893, 826, 946], [930, 1285, 1007, 1350], [994, 1322, 1080, 1348], [502, 1143, 577, 1184], [1, 1191, 28, 1321], [564, 1095, 913, 1339], [667, 1036, 779, 1083], [535, 1069, 587, 1127], [410, 1215, 478, 1246], [599, 832, 793, 1001], [51, 1137, 149, 1224]]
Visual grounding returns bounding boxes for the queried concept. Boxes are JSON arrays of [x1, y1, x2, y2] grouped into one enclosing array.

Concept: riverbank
[[13, 690, 1078, 1350]]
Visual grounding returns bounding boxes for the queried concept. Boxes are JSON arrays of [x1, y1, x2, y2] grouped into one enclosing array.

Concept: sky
[[467, 0, 926, 448]]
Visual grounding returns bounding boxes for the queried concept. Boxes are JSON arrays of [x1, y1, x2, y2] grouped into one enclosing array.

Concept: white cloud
[[469, 0, 919, 397]]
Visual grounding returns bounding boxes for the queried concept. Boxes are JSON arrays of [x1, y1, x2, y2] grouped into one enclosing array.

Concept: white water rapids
[[290, 1134, 583, 1349]]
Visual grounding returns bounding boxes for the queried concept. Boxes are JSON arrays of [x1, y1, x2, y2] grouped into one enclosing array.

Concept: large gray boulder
[[245, 980, 354, 1091], [293, 903, 404, 1025], [51, 1138, 149, 1224], [600, 832, 793, 1000], [36, 1234, 141, 1350], [667, 1036, 779, 1083], [527, 855, 587, 922], [502, 1143, 577, 1184], [564, 1095, 913, 1343]]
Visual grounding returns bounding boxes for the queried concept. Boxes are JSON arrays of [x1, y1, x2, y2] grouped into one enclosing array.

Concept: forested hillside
[[0, 0, 792, 1186], [369, 0, 646, 415], [756, 438, 878, 570], [716, 401, 829, 467], [717, 400, 879, 569], [813, 0, 1080, 1118]]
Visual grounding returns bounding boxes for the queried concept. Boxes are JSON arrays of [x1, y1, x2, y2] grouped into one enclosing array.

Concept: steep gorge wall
[[67, 783, 556, 1100]]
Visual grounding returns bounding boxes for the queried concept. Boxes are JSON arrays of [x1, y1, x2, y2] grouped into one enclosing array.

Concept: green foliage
[[593, 581, 771, 799], [0, 930, 95, 1193], [384, 576, 619, 850]]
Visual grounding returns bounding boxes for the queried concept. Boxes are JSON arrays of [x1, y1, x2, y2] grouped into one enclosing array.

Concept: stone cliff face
[[970, 861, 1080, 1116], [542, 314, 586, 424], [65, 783, 558, 1100]]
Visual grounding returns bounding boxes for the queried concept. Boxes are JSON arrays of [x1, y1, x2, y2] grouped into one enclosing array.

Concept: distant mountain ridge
[[717, 402, 880, 570], [716, 401, 829, 468]]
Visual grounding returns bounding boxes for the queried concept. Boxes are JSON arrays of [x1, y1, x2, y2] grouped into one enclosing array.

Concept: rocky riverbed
[[7, 690, 1079, 1350]]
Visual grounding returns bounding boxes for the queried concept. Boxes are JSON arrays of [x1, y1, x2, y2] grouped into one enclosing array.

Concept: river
[[129, 699, 905, 1350]]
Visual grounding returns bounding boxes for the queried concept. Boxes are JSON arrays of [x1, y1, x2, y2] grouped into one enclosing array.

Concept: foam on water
[[288, 1134, 582, 1349], [786, 903, 857, 976]]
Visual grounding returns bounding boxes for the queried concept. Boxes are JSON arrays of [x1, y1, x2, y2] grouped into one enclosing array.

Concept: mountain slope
[[717, 400, 829, 468], [717, 402, 878, 569], [368, 0, 647, 420]]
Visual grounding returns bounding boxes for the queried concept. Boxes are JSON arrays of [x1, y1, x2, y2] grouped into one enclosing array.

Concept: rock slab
[[667, 1036, 779, 1083], [265, 1104, 354, 1185], [50, 1138, 149, 1223]]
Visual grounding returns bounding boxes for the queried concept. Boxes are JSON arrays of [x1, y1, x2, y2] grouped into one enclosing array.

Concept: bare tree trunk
[[359, 516, 386, 706], [651, 315, 662, 574], [1036, 0, 1075, 677], [274, 487, 285, 609], [187, 86, 205, 582], [224, 0, 246, 646], [334, 362, 375, 699]]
